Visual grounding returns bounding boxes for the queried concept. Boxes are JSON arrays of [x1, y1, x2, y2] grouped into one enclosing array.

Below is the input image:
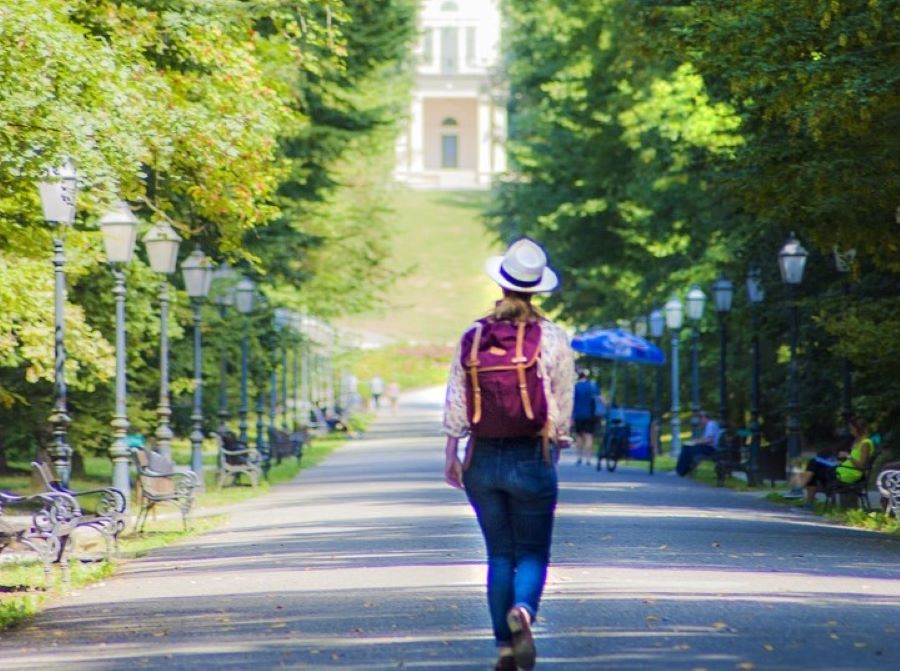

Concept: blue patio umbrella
[[572, 328, 665, 410], [571, 328, 665, 366]]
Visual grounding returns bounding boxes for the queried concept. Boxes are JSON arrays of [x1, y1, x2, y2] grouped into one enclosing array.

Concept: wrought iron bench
[[713, 432, 748, 486], [130, 447, 200, 532], [216, 431, 263, 488], [261, 427, 303, 477], [824, 445, 881, 512], [876, 469, 900, 518], [0, 490, 81, 586], [756, 439, 788, 486], [31, 461, 125, 560], [711, 434, 787, 487]]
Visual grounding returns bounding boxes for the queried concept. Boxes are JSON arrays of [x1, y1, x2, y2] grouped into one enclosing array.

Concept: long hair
[[491, 290, 544, 323], [848, 416, 869, 437]]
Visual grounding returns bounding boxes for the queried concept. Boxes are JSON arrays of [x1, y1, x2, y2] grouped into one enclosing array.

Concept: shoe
[[494, 655, 517, 671], [507, 606, 536, 671], [575, 458, 582, 466]]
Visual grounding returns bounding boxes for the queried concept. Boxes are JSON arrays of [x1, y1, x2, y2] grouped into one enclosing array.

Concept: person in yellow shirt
[[796, 416, 874, 506]]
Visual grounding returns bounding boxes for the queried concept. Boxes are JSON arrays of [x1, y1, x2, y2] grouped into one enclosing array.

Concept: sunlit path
[[0, 387, 898, 670]]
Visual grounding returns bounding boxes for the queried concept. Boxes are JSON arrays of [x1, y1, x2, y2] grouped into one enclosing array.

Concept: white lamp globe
[[664, 296, 684, 331], [235, 277, 256, 315], [649, 309, 665, 338], [712, 274, 734, 314], [143, 222, 182, 274], [746, 268, 765, 304], [181, 249, 214, 299], [37, 161, 78, 225], [686, 284, 706, 322], [99, 201, 139, 264], [778, 233, 809, 285]]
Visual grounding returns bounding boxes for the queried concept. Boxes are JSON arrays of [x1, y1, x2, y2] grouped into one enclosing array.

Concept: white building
[[395, 0, 507, 190]]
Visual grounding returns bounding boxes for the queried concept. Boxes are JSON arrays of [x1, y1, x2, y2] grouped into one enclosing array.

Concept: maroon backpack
[[461, 318, 549, 466]]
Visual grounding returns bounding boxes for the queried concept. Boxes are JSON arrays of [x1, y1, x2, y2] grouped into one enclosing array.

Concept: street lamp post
[[143, 222, 182, 459], [99, 202, 139, 499], [321, 324, 335, 413], [649, 309, 665, 418], [779, 233, 809, 491], [746, 268, 765, 486], [235, 277, 255, 445], [712, 275, 734, 430], [833, 246, 856, 428], [291, 314, 301, 430], [665, 296, 685, 456], [181, 249, 213, 478], [274, 309, 291, 432], [300, 316, 310, 414], [211, 264, 236, 435], [649, 309, 665, 459], [256, 387, 266, 455], [268, 351, 278, 445], [38, 163, 78, 485], [686, 284, 706, 437], [634, 316, 648, 408]]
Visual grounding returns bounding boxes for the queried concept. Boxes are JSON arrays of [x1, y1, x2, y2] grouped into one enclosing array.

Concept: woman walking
[[443, 238, 575, 671]]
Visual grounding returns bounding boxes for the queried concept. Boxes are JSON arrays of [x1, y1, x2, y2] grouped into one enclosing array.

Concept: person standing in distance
[[572, 370, 600, 466], [369, 375, 384, 409], [443, 238, 575, 671]]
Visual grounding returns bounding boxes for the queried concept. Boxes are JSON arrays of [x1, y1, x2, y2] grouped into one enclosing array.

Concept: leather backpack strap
[[467, 323, 484, 425], [514, 321, 535, 420]]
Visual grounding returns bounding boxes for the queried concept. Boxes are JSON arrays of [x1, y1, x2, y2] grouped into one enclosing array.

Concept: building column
[[477, 95, 492, 185], [410, 94, 425, 174], [492, 96, 507, 174]]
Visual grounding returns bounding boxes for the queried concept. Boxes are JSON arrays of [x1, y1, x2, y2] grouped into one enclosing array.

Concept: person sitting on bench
[[792, 416, 874, 506], [676, 410, 721, 476]]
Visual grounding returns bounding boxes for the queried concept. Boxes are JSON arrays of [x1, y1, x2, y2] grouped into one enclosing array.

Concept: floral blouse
[[443, 318, 576, 440]]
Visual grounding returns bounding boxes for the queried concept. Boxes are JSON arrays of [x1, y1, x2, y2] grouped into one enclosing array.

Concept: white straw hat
[[485, 238, 559, 293]]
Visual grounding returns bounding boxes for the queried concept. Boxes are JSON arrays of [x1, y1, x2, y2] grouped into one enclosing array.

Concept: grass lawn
[[339, 188, 502, 346], [766, 492, 900, 535]]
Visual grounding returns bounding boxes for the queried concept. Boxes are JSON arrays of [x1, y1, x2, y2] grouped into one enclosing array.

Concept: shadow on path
[[0, 387, 898, 670]]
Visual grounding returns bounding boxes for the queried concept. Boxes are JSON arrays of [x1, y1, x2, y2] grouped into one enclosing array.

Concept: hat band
[[500, 264, 541, 288]]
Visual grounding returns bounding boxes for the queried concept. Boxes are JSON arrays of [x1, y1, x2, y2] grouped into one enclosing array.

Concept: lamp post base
[[110, 451, 131, 504], [189, 426, 206, 489]]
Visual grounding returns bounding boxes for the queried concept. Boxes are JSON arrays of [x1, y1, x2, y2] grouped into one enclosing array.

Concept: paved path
[[1, 388, 898, 670]]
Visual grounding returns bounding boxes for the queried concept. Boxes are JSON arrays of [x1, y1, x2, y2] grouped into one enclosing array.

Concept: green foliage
[[0, 0, 416, 466], [0, 593, 39, 631], [491, 0, 900, 446]]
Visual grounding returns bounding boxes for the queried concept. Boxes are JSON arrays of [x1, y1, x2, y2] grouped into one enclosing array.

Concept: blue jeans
[[463, 437, 558, 646]]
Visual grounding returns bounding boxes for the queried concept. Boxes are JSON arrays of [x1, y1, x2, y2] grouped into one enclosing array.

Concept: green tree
[[0, 0, 415, 469], [490, 0, 900, 447]]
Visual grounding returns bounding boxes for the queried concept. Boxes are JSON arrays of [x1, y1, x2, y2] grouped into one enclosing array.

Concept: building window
[[466, 27, 476, 66], [441, 134, 459, 168], [442, 117, 459, 127], [441, 27, 458, 73], [421, 29, 433, 65]]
